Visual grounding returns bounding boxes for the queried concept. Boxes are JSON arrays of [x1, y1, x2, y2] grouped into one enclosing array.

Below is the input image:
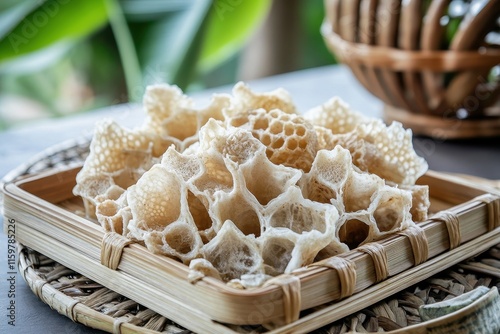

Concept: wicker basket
[[322, 0, 500, 139]]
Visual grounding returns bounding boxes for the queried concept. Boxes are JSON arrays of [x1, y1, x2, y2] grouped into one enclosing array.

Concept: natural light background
[[0, 0, 335, 131]]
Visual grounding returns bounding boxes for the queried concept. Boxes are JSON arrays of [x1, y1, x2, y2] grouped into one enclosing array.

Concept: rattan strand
[[113, 317, 126, 334], [313, 256, 357, 299], [101, 232, 135, 270], [397, 225, 429, 265], [358, 243, 389, 283], [432, 211, 461, 250], [33, 277, 47, 300], [263, 275, 301, 324], [67, 299, 79, 323], [476, 194, 500, 231]]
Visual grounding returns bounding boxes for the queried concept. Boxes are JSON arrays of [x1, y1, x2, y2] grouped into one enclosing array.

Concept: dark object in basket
[[322, 0, 500, 139]]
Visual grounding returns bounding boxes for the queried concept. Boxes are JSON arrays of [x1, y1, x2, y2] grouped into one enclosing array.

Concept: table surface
[[1, 65, 499, 334]]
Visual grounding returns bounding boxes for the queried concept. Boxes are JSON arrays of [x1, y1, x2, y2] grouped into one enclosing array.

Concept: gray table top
[[1, 65, 499, 334]]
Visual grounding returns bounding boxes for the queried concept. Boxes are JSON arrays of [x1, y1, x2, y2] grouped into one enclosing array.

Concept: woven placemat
[[7, 139, 500, 333]]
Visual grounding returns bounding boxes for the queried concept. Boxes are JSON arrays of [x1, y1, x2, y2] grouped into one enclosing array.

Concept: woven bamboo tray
[[2, 139, 500, 333], [321, 0, 500, 139], [16, 242, 500, 333]]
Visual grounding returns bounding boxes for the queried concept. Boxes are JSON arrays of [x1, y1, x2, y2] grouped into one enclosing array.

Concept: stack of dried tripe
[[74, 83, 429, 288]]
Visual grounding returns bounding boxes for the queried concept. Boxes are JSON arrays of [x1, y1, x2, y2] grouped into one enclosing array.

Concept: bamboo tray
[[16, 243, 500, 333], [2, 143, 500, 333]]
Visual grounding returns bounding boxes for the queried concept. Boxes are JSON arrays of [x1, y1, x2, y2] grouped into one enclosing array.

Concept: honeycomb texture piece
[[303, 146, 416, 250], [73, 119, 154, 218], [304, 96, 428, 186], [401, 184, 430, 222], [201, 221, 264, 282], [338, 120, 428, 186], [224, 81, 297, 117], [263, 186, 340, 273], [74, 82, 430, 287], [228, 108, 318, 172], [96, 198, 131, 235], [304, 97, 367, 134], [142, 84, 231, 153], [126, 165, 203, 263]]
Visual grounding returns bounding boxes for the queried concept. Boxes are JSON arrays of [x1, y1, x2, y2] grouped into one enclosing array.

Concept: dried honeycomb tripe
[[74, 82, 430, 288]]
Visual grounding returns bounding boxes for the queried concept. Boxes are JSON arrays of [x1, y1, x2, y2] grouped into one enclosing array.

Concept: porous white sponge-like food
[[228, 108, 318, 172], [73, 119, 155, 218], [74, 82, 429, 287], [305, 98, 428, 186]]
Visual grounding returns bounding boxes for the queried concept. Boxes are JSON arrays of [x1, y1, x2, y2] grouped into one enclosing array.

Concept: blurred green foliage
[[0, 0, 332, 130]]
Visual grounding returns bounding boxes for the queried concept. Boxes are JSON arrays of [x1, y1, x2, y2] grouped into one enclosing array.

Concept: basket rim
[[321, 21, 500, 72], [16, 242, 181, 334]]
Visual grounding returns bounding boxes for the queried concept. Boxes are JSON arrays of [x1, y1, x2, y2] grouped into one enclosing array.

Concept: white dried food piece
[[302, 146, 415, 250], [337, 184, 414, 249], [127, 165, 183, 232], [368, 185, 413, 238], [184, 120, 237, 198], [300, 147, 353, 205], [337, 213, 374, 249], [314, 125, 338, 151], [198, 118, 263, 166], [228, 108, 318, 172], [96, 199, 131, 235], [265, 186, 332, 236], [210, 169, 263, 237], [74, 82, 431, 287], [74, 174, 116, 218], [73, 119, 155, 218], [304, 97, 366, 134], [304, 96, 427, 186], [202, 120, 303, 204], [201, 221, 264, 282], [235, 146, 302, 207], [258, 229, 298, 276], [142, 83, 231, 153], [157, 220, 203, 263], [342, 167, 384, 213], [188, 258, 222, 283], [224, 81, 297, 118], [161, 145, 203, 183], [401, 184, 430, 222], [126, 165, 203, 263], [228, 274, 272, 289], [195, 120, 302, 235], [332, 120, 428, 186], [186, 190, 214, 243], [364, 120, 428, 185], [264, 186, 340, 273]]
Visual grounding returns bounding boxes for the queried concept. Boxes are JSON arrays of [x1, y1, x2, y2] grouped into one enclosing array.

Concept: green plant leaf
[[130, 0, 212, 92], [0, 0, 108, 69], [106, 0, 142, 101], [0, 0, 43, 40], [198, 0, 271, 73], [120, 0, 192, 21]]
